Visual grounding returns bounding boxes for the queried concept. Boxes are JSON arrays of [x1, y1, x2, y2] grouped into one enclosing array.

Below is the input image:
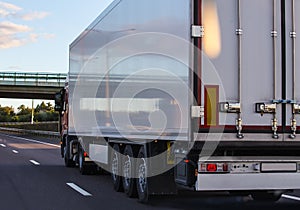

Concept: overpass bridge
[[0, 72, 67, 100]]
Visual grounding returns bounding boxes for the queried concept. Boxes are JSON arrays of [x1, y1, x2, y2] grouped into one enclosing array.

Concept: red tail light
[[207, 164, 217, 172]]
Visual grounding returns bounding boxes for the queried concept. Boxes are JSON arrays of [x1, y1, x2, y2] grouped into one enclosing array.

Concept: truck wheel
[[64, 145, 75, 167], [78, 146, 89, 175], [122, 145, 137, 198], [136, 146, 149, 203], [251, 191, 282, 202], [111, 144, 123, 192]]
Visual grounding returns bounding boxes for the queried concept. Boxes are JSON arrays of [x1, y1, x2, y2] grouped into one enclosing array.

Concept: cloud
[[0, 1, 49, 21], [0, 21, 31, 35], [0, 2, 53, 49], [0, 1, 22, 18], [0, 21, 55, 49], [0, 8, 10, 17], [21, 11, 50, 21], [41, 33, 55, 39], [0, 2, 22, 12], [0, 35, 26, 48], [0, 21, 36, 49]]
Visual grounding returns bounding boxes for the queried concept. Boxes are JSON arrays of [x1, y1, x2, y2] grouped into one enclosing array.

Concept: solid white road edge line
[[12, 150, 19, 154], [67, 183, 92, 197], [0, 144, 6, 148], [1, 134, 60, 148], [30, 160, 41, 166], [282, 194, 300, 202]]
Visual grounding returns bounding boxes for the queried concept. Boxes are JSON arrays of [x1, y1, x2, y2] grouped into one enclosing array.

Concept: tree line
[[0, 102, 58, 122]]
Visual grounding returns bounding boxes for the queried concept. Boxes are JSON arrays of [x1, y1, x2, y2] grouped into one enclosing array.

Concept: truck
[[55, 0, 300, 203]]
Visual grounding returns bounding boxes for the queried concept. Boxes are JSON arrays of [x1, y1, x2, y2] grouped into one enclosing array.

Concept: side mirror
[[54, 90, 64, 112]]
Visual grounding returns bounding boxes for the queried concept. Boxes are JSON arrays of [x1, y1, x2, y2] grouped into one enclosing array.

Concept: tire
[[78, 145, 89, 175], [251, 191, 282, 202], [136, 146, 149, 203], [122, 145, 137, 198], [64, 144, 75, 167], [111, 144, 123, 192]]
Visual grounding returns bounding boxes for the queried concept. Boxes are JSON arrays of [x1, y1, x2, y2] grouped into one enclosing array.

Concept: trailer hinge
[[236, 28, 243, 36], [290, 31, 297, 38], [219, 102, 241, 113], [192, 25, 204, 38], [271, 31, 278, 37], [191, 106, 204, 118]]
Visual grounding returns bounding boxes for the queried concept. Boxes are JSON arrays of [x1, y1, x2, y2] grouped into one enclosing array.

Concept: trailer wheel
[[111, 144, 123, 192], [136, 146, 149, 203], [64, 145, 75, 167], [122, 145, 137, 198], [78, 145, 89, 175], [251, 191, 282, 202]]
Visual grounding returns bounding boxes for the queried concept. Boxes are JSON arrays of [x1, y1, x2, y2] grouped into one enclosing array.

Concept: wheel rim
[[112, 152, 119, 181], [123, 155, 131, 187], [138, 158, 147, 193]]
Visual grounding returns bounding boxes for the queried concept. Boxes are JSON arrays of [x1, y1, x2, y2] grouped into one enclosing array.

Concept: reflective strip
[[204, 85, 219, 126]]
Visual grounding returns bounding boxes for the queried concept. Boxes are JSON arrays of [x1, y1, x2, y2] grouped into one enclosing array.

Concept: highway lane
[[0, 133, 300, 210]]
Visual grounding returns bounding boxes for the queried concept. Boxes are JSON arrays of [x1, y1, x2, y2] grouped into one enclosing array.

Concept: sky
[[0, 0, 113, 108]]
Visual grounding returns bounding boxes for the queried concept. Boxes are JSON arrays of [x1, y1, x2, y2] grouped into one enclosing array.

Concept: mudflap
[[148, 169, 178, 196], [144, 141, 178, 196]]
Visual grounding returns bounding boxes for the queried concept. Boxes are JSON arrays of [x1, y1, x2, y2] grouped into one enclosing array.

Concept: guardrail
[[0, 72, 67, 87], [0, 127, 60, 138], [0, 121, 58, 126]]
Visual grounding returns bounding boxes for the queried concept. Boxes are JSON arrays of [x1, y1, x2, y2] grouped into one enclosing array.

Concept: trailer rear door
[[195, 0, 300, 141]]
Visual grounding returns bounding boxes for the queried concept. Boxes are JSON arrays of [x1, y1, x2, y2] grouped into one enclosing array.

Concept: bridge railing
[[0, 72, 67, 87]]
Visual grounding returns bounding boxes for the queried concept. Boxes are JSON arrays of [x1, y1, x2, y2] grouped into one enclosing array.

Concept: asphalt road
[[0, 132, 300, 210]]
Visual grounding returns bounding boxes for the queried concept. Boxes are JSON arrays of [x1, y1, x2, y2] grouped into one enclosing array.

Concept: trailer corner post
[[236, 0, 244, 139], [272, 0, 279, 139]]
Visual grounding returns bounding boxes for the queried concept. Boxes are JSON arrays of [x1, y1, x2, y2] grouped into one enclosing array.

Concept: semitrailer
[[55, 0, 300, 202]]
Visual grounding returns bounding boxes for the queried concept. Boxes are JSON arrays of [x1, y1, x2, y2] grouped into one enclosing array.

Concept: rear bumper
[[196, 172, 300, 191]]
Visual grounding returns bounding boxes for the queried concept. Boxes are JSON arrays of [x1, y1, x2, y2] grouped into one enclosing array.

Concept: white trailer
[[57, 0, 300, 202]]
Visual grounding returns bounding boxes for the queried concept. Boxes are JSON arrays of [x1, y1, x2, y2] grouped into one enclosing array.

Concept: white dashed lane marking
[[12, 150, 19, 154], [67, 183, 92, 197], [282, 194, 300, 202], [29, 160, 40, 166]]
